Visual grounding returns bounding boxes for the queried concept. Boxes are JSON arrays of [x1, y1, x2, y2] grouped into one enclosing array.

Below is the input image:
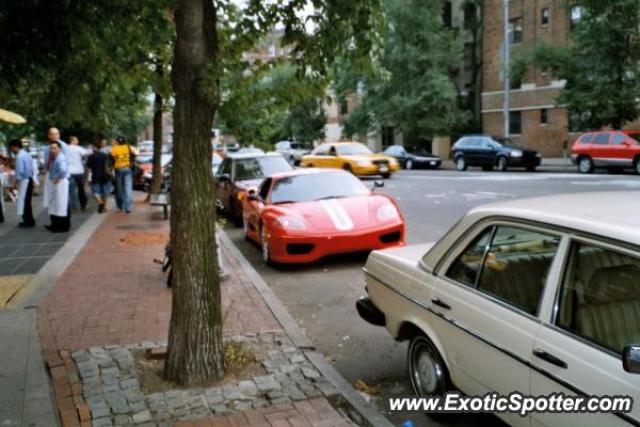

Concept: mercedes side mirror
[[623, 345, 640, 374]]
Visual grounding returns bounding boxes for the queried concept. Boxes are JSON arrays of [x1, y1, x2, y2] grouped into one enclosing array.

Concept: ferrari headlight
[[275, 216, 306, 230], [357, 160, 372, 167], [510, 150, 523, 158], [377, 204, 399, 221]]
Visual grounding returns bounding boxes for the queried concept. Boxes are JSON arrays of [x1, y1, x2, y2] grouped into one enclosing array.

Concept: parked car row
[[211, 145, 638, 427], [214, 151, 406, 263]]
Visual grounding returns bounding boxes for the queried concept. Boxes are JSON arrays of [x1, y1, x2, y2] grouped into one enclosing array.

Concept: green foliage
[[335, 0, 468, 145], [278, 97, 327, 144], [216, 63, 327, 146], [0, 0, 175, 142], [531, 0, 640, 130], [510, 48, 531, 87]]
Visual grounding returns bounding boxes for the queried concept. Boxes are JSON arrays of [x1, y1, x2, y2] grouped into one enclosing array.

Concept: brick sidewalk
[[37, 200, 281, 352], [36, 199, 353, 426]]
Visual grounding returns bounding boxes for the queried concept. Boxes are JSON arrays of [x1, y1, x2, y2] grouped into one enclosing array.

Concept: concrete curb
[[218, 230, 394, 427]]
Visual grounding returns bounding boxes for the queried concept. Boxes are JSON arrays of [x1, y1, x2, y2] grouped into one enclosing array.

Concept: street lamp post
[[503, 0, 510, 138]]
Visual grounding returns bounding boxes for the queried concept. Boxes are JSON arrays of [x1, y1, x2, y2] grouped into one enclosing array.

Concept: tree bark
[[149, 64, 165, 197], [165, 0, 225, 385]]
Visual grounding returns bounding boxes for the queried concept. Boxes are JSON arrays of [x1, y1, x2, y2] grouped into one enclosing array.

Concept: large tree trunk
[[149, 74, 164, 196], [165, 0, 225, 385]]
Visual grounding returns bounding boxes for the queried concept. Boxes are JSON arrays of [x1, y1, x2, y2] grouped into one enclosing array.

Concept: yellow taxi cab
[[300, 142, 400, 178]]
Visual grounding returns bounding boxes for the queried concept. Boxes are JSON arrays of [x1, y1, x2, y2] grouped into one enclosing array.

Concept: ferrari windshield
[[337, 144, 373, 156], [234, 156, 293, 181], [269, 171, 370, 204]]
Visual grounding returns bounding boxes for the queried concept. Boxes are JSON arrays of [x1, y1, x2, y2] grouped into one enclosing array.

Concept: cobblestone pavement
[[177, 398, 353, 427], [69, 333, 338, 426], [37, 201, 356, 426]]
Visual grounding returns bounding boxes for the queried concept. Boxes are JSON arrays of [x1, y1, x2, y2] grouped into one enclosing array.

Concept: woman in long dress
[[45, 142, 71, 232]]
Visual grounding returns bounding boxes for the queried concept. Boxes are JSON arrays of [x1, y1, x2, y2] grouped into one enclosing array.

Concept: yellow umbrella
[[0, 108, 27, 124]]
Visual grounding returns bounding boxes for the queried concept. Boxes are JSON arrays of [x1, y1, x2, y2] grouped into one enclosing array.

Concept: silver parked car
[[274, 140, 310, 165]]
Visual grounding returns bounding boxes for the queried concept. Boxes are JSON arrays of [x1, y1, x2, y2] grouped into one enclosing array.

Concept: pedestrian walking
[[9, 139, 35, 227], [110, 136, 137, 213], [45, 142, 71, 232], [67, 136, 88, 210], [99, 138, 111, 155], [86, 140, 112, 213]]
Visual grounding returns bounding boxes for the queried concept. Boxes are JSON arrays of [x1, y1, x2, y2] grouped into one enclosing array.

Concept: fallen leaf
[[353, 379, 380, 396]]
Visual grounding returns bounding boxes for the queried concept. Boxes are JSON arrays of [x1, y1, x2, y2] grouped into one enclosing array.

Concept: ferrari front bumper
[[267, 222, 405, 264]]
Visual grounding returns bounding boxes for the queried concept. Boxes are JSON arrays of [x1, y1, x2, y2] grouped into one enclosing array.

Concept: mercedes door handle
[[533, 348, 568, 369], [431, 299, 451, 310]]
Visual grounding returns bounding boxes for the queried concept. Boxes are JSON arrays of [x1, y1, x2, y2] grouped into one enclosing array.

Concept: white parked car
[[274, 140, 310, 165], [357, 192, 640, 427]]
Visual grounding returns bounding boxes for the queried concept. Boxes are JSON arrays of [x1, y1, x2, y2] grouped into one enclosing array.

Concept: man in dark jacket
[[86, 140, 112, 213]]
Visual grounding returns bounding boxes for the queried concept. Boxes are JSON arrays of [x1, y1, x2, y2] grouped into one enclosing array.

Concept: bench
[[150, 192, 170, 219]]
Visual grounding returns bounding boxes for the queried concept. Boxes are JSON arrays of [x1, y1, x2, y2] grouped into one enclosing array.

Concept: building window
[[339, 99, 349, 115], [541, 8, 550, 26], [541, 109, 548, 125], [443, 1, 453, 28], [382, 126, 395, 148], [510, 111, 522, 135], [510, 75, 522, 90], [570, 6, 583, 28], [509, 18, 523, 45]]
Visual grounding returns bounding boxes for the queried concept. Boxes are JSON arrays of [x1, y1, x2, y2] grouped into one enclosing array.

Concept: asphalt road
[[225, 169, 640, 427]]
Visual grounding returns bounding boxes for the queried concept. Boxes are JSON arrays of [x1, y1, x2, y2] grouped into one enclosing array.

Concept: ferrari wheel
[[261, 225, 274, 265]]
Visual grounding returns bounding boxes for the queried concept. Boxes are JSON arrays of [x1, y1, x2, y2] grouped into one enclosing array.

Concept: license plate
[[379, 166, 389, 173]]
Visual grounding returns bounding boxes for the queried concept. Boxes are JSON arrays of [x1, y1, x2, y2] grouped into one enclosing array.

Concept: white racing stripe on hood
[[320, 199, 354, 231]]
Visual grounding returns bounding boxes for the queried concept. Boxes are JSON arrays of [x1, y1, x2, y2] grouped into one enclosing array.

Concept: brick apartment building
[[482, 0, 640, 157], [482, 0, 574, 156]]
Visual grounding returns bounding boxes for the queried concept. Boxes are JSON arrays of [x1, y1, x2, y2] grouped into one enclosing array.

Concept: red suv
[[571, 131, 640, 174]]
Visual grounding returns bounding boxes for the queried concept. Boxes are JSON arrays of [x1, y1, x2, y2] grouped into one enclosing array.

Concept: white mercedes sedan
[[357, 192, 640, 427]]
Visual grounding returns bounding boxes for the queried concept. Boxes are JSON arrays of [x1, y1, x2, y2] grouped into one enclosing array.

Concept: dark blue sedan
[[451, 135, 541, 172], [382, 145, 442, 170]]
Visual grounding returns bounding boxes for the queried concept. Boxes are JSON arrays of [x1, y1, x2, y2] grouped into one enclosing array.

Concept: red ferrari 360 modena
[[241, 168, 405, 264]]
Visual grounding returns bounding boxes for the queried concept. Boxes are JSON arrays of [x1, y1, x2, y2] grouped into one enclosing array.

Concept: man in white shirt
[[67, 136, 88, 210]]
